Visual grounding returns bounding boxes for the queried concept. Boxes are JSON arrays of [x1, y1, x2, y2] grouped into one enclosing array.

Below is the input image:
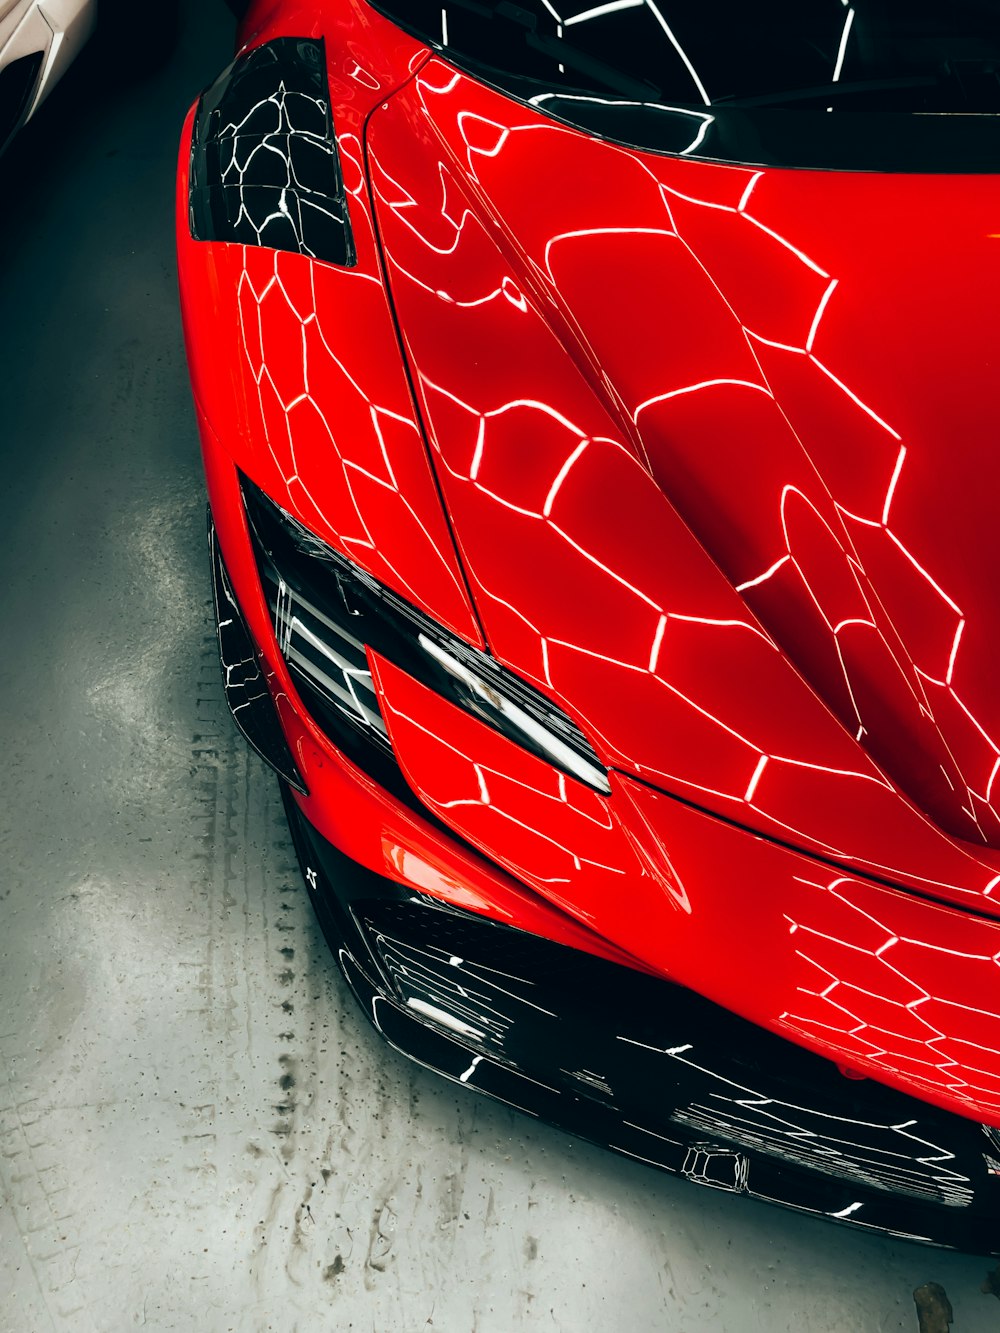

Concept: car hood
[[365, 57, 1000, 909]]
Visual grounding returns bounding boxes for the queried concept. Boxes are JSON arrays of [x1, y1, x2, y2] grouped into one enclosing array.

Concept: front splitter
[[279, 782, 1000, 1255]]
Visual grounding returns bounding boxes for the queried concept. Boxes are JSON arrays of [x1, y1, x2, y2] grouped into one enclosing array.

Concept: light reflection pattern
[[670, 1067, 972, 1207], [367, 638, 1000, 1119], [361, 909, 975, 1209], [364, 59, 1000, 899], [209, 524, 305, 791], [233, 244, 482, 640], [181, 8, 1000, 1218], [179, 24, 483, 649], [780, 873, 1000, 1120], [368, 650, 664, 927], [616, 778, 1000, 1121], [189, 39, 356, 265], [218, 84, 485, 649]]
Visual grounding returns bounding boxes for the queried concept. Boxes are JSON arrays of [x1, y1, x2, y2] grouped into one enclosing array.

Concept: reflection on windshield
[[369, 0, 1000, 169], [373, 1, 1000, 111]]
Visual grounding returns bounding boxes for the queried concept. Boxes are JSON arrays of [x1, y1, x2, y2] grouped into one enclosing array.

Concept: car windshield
[[369, 0, 1000, 170]]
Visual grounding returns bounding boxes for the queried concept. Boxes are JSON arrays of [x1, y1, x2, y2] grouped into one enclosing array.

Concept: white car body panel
[[0, 0, 95, 140]]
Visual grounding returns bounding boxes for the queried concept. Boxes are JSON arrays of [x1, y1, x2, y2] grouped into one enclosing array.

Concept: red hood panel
[[366, 61, 1000, 905]]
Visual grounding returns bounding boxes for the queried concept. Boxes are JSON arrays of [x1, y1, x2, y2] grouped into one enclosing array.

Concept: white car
[[0, 0, 95, 149]]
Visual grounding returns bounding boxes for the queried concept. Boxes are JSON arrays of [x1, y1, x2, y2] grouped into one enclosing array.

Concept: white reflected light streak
[[565, 0, 644, 24], [833, 8, 856, 84], [736, 555, 790, 594], [679, 113, 714, 156], [643, 0, 711, 105], [806, 278, 838, 353], [417, 633, 612, 793], [881, 445, 907, 524], [407, 996, 484, 1038], [543, 439, 590, 516]]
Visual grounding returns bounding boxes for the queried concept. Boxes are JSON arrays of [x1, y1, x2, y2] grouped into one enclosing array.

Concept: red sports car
[[178, 0, 1000, 1251]]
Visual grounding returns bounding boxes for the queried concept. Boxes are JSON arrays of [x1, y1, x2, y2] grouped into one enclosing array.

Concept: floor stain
[[914, 1282, 953, 1333], [366, 1201, 398, 1277], [323, 1255, 345, 1282]]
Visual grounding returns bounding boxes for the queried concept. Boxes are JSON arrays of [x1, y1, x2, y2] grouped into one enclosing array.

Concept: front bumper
[[283, 780, 1000, 1254], [207, 502, 1000, 1252]]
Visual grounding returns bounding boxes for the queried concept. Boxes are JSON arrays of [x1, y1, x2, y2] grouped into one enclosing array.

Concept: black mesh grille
[[356, 898, 980, 1210]]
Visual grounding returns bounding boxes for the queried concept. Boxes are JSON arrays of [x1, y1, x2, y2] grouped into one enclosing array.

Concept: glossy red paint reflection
[[368, 649, 666, 929], [369, 646, 1000, 1124], [365, 60, 1000, 904], [176, 24, 482, 647], [613, 781, 1000, 1124], [178, 0, 1000, 1128]]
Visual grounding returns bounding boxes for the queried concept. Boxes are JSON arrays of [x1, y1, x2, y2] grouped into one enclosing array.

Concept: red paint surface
[[179, 1, 1000, 1125], [366, 61, 1000, 906]]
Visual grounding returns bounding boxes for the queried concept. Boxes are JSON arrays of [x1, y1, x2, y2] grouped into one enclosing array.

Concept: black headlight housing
[[242, 477, 611, 799], [189, 37, 356, 266]]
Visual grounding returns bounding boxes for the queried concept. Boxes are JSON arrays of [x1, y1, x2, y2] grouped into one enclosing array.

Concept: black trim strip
[[209, 515, 307, 793]]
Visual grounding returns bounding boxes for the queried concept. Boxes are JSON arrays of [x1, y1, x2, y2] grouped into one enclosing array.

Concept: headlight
[[189, 37, 355, 267], [242, 477, 611, 796]]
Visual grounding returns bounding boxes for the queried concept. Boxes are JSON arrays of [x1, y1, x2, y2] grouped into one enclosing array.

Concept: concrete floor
[[1, 7, 999, 1330]]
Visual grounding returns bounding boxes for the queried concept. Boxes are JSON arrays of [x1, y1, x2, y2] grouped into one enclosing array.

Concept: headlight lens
[[242, 477, 611, 795], [189, 37, 356, 267]]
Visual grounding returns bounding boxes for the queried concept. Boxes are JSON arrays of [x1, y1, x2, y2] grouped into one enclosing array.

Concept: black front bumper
[[281, 785, 1000, 1255]]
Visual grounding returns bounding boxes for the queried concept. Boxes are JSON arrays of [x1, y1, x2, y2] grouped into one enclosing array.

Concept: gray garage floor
[[1, 7, 999, 1330]]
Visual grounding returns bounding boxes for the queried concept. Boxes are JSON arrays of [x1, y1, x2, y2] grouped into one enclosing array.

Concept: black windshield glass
[[368, 0, 1000, 170]]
